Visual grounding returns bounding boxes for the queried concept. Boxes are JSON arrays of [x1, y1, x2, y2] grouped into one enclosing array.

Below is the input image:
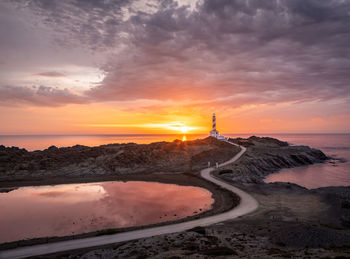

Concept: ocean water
[[258, 134, 350, 189], [0, 133, 349, 188], [0, 134, 207, 151], [0, 181, 213, 243]]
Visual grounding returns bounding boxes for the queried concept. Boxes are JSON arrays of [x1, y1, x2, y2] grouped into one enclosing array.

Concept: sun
[[164, 122, 198, 133], [176, 125, 192, 133]]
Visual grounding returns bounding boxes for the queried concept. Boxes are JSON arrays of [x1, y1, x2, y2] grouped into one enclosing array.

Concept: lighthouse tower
[[210, 113, 219, 138]]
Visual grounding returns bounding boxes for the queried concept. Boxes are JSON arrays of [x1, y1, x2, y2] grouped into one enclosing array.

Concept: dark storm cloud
[[12, 0, 132, 49], [87, 0, 350, 104], [5, 0, 350, 106], [0, 85, 88, 106]]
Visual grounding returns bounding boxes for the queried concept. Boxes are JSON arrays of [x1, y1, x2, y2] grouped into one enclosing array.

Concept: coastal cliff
[[217, 136, 328, 183]]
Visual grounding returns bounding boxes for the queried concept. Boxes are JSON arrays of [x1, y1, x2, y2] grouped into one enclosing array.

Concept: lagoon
[[0, 181, 213, 243]]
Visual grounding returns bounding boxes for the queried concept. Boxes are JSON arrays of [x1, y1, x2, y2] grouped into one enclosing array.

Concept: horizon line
[[0, 132, 349, 137]]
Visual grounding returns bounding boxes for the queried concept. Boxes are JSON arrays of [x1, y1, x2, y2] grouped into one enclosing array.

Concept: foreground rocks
[[57, 225, 349, 259], [0, 137, 240, 183]]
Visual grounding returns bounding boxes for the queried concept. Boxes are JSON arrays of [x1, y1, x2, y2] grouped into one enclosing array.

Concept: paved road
[[0, 141, 258, 259]]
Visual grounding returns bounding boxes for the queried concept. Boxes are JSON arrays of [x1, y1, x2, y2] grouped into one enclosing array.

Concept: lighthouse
[[209, 113, 226, 140], [210, 113, 219, 138]]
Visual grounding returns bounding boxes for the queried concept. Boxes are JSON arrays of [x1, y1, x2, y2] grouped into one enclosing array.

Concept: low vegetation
[[0, 137, 240, 182]]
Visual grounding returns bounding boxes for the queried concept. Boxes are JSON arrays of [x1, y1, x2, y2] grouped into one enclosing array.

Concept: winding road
[[0, 141, 258, 259]]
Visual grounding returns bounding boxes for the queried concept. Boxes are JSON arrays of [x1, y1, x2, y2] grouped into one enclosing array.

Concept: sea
[[0, 133, 349, 189]]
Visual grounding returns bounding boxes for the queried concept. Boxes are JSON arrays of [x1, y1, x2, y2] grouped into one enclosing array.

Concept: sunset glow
[[0, 0, 349, 135], [1, 2, 350, 256], [156, 123, 199, 133], [82, 122, 201, 134]]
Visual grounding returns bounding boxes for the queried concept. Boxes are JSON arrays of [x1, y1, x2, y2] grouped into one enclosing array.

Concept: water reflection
[[0, 181, 213, 243]]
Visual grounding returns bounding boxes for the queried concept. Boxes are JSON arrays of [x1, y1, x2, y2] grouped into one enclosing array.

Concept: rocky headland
[[0, 137, 240, 185], [216, 136, 328, 183], [1, 136, 350, 258]]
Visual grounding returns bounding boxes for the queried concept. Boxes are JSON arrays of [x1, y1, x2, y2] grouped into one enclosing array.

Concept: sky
[[0, 0, 350, 135]]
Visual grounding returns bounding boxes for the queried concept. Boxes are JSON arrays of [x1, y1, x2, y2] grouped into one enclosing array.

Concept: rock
[[199, 247, 238, 256], [229, 136, 289, 148], [47, 145, 58, 151], [187, 226, 206, 235], [218, 137, 328, 184], [341, 215, 350, 227], [0, 137, 240, 181], [271, 224, 350, 248], [341, 199, 350, 209]]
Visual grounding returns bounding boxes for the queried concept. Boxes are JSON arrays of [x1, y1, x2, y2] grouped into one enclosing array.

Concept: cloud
[[4, 0, 350, 108], [32, 71, 65, 78], [0, 85, 88, 106], [86, 0, 350, 106], [11, 0, 132, 50]]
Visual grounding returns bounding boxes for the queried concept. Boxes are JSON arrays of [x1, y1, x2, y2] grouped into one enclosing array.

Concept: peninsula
[[1, 136, 349, 258]]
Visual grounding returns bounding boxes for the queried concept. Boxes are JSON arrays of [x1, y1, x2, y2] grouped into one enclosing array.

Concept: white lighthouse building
[[209, 113, 226, 140]]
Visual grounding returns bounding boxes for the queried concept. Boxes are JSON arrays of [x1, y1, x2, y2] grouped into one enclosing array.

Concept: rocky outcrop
[[313, 186, 350, 228], [230, 135, 289, 148], [0, 137, 240, 181], [217, 136, 328, 183]]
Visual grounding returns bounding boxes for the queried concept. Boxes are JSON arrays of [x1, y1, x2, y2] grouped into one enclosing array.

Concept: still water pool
[[0, 181, 213, 243]]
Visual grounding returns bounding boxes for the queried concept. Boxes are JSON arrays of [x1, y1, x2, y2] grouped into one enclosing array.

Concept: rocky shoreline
[[215, 136, 329, 184], [1, 136, 350, 258], [0, 137, 240, 185]]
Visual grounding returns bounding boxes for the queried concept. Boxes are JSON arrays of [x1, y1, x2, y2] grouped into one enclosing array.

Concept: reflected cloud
[[33, 190, 66, 198]]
